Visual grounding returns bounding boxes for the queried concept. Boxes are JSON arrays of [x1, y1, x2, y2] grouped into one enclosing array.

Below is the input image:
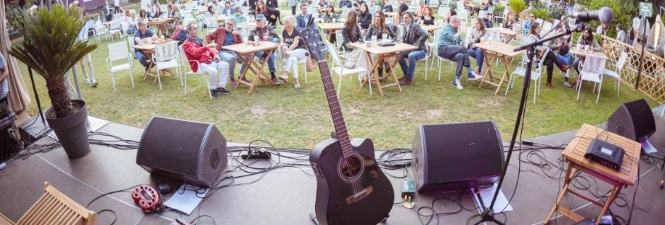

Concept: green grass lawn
[[11, 5, 660, 150]]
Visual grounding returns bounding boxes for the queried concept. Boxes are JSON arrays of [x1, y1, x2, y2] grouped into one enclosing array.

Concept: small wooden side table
[[543, 124, 641, 225]]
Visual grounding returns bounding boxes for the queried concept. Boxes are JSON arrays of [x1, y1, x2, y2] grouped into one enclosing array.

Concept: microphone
[[570, 7, 614, 24]]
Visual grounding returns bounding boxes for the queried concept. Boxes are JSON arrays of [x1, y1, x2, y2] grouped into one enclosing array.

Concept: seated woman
[[341, 11, 371, 82], [467, 18, 487, 75], [256, 0, 281, 27], [366, 11, 396, 79], [525, 22, 569, 89], [419, 6, 434, 25], [502, 12, 516, 29], [205, 5, 216, 18], [358, 3, 372, 31], [380, 1, 392, 12], [572, 27, 602, 78], [280, 15, 315, 89], [321, 4, 340, 43], [443, 9, 456, 24], [548, 26, 573, 87], [139, 9, 149, 21]]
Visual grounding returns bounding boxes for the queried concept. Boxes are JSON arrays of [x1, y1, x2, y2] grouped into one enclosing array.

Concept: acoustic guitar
[[301, 26, 394, 225]]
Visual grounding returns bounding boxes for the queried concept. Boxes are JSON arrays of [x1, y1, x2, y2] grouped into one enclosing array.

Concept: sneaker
[[216, 87, 232, 94], [294, 83, 301, 89], [210, 89, 220, 97], [467, 71, 482, 81], [454, 79, 463, 90], [271, 78, 281, 86], [85, 79, 91, 85], [564, 81, 572, 88], [91, 82, 98, 88]]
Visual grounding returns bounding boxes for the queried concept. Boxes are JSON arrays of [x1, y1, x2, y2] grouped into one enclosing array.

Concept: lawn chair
[[152, 42, 182, 90], [106, 41, 135, 92], [603, 51, 628, 96], [178, 45, 213, 99], [326, 42, 368, 97], [506, 49, 549, 104], [577, 55, 607, 104]]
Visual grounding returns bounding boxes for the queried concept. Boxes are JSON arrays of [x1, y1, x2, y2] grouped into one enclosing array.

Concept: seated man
[[482, 12, 493, 28], [296, 4, 313, 31], [437, 15, 481, 90], [182, 23, 232, 97], [206, 18, 244, 85], [134, 20, 158, 71], [248, 14, 281, 85], [397, 12, 428, 85]]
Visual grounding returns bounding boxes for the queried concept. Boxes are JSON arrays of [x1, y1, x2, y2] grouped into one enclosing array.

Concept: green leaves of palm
[[9, 5, 98, 118]]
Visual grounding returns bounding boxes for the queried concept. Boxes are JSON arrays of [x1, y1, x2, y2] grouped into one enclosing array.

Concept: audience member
[[397, 12, 428, 85], [248, 14, 281, 85], [133, 20, 158, 71], [366, 11, 396, 79], [280, 15, 314, 89], [437, 16, 481, 90], [182, 23, 232, 97], [525, 22, 569, 89], [468, 18, 486, 76], [206, 18, 245, 85]]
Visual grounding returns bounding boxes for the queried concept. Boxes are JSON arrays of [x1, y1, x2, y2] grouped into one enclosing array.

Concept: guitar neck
[[317, 61, 354, 158]]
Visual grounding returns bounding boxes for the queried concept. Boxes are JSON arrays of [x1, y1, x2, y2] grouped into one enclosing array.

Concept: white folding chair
[[577, 55, 607, 104], [326, 43, 368, 96], [505, 49, 548, 104], [432, 30, 455, 81], [95, 20, 109, 43], [105, 41, 134, 92], [108, 20, 123, 41], [179, 45, 213, 99], [438, 6, 450, 18], [603, 52, 628, 96], [152, 42, 182, 90]]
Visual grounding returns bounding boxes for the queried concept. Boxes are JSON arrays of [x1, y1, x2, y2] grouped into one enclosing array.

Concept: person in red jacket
[[206, 18, 245, 85], [182, 23, 232, 97]]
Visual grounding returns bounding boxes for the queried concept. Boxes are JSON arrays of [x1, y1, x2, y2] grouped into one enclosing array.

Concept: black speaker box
[[412, 121, 504, 192], [607, 99, 655, 142], [137, 116, 228, 187]]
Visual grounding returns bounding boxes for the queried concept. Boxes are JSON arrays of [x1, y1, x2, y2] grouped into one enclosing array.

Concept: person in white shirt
[[616, 23, 626, 43], [113, 0, 120, 13], [632, 13, 641, 40], [595, 23, 608, 36]]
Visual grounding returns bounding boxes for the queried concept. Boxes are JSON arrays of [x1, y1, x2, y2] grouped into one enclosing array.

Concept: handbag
[[343, 61, 356, 69]]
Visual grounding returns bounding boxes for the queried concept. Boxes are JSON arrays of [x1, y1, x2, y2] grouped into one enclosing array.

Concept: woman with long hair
[[502, 11, 516, 29], [525, 22, 569, 88], [366, 11, 396, 79], [420, 6, 434, 25], [341, 11, 371, 81], [139, 9, 148, 21], [358, 3, 371, 30], [280, 15, 314, 89], [256, 0, 281, 26], [467, 18, 487, 75], [322, 4, 339, 23]]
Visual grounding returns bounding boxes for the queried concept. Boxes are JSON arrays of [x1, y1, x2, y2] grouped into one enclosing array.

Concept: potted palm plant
[[9, 4, 97, 158]]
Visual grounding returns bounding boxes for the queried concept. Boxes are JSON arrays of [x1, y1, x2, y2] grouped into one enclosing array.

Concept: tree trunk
[[46, 77, 74, 118]]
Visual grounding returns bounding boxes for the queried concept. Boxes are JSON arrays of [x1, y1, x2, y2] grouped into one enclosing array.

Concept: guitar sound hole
[[341, 156, 362, 178]]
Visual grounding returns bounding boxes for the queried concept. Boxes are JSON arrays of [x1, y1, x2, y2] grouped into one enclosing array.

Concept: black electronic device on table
[[584, 138, 625, 171]]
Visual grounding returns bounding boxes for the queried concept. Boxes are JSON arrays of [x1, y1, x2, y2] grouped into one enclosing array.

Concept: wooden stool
[[543, 124, 641, 225]]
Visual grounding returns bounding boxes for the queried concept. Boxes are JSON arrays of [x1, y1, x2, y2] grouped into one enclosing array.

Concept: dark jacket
[[342, 25, 362, 51], [358, 12, 372, 29], [339, 0, 352, 8], [401, 22, 428, 51]]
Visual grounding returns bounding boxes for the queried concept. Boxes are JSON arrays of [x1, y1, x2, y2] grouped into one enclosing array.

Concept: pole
[[27, 68, 45, 124], [635, 17, 647, 89], [473, 25, 582, 225]]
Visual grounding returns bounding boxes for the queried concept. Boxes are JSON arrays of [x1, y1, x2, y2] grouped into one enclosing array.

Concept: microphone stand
[[473, 23, 585, 225]]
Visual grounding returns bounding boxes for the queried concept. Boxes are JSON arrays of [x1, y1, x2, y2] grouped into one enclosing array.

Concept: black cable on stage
[[190, 214, 216, 225], [86, 184, 142, 208], [97, 209, 117, 225]]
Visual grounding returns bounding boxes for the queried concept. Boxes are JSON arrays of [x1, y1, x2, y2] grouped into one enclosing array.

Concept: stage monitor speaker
[[607, 99, 655, 142], [412, 121, 504, 193], [137, 116, 228, 187]]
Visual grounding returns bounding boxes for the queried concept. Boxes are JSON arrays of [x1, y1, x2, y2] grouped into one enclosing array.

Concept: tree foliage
[[9, 5, 97, 118], [508, 0, 527, 16], [586, 0, 628, 40]]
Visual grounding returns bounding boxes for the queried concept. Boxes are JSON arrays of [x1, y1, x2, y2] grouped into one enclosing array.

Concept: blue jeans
[[573, 57, 582, 75], [468, 48, 484, 73], [220, 51, 246, 78], [254, 38, 280, 73], [135, 50, 150, 69], [399, 50, 426, 79]]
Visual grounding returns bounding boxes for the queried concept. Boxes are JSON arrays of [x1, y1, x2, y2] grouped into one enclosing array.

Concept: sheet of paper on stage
[[471, 183, 513, 213], [164, 184, 209, 215], [642, 140, 657, 154]]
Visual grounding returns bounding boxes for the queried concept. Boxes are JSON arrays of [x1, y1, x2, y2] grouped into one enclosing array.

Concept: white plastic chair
[[94, 20, 109, 43], [577, 55, 607, 104], [179, 45, 213, 99], [152, 42, 182, 90], [438, 6, 450, 18], [120, 21, 130, 36], [105, 41, 134, 92], [505, 49, 549, 104], [108, 20, 123, 41], [603, 52, 628, 96], [326, 42, 368, 96], [432, 29, 456, 81]]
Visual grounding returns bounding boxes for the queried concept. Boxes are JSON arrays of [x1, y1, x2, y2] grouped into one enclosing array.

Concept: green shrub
[[494, 4, 506, 15], [530, 8, 550, 21], [549, 4, 566, 21], [508, 0, 527, 15], [586, 0, 630, 39]]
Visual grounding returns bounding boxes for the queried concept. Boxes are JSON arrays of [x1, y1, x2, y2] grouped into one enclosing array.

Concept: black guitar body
[[310, 137, 394, 225]]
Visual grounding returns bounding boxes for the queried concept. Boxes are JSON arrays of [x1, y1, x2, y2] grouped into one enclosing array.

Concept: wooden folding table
[[349, 42, 417, 96], [543, 124, 641, 225], [472, 41, 523, 94], [222, 41, 280, 94]]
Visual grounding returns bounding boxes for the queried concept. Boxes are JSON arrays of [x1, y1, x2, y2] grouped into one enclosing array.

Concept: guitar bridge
[[345, 186, 373, 204]]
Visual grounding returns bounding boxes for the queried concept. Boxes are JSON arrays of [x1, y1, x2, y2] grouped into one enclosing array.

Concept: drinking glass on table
[[254, 35, 259, 43], [371, 35, 377, 43], [382, 33, 387, 40]]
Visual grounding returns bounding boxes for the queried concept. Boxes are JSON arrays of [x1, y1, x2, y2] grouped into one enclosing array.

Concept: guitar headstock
[[301, 27, 326, 62]]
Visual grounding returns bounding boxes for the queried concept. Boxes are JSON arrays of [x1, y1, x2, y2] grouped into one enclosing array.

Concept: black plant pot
[[46, 100, 90, 159]]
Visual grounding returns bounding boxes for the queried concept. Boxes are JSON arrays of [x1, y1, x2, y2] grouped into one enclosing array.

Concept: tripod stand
[[473, 24, 585, 225]]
